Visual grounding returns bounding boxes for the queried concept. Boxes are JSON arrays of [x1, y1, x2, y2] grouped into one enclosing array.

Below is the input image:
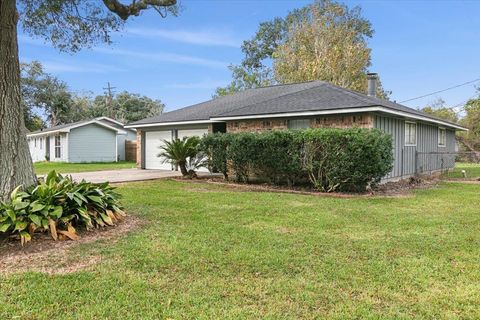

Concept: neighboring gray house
[[27, 117, 136, 163], [126, 75, 467, 180]]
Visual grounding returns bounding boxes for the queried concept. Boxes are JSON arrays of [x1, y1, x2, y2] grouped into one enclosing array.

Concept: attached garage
[[145, 130, 173, 170], [143, 127, 209, 170]]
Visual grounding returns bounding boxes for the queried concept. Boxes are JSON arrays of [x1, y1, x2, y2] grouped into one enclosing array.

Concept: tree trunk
[[178, 162, 188, 177], [0, 0, 37, 199]]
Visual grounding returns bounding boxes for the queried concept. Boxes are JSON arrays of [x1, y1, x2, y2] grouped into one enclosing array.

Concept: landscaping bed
[[0, 215, 140, 275], [178, 174, 439, 198]]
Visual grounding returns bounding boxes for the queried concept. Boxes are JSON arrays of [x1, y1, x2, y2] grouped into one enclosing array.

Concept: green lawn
[[1, 180, 480, 319], [444, 162, 480, 179], [34, 161, 136, 175]]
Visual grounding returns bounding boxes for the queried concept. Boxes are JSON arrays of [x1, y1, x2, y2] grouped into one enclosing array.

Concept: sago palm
[[158, 136, 204, 178]]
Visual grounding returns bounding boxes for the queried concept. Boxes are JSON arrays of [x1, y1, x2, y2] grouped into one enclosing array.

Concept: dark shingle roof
[[128, 81, 465, 129]]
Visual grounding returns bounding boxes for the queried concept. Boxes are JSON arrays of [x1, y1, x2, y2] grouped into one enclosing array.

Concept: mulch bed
[[0, 215, 141, 275], [173, 175, 440, 198]]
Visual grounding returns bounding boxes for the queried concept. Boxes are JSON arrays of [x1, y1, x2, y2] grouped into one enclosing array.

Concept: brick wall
[[136, 130, 142, 168], [309, 113, 374, 129], [226, 118, 288, 133], [225, 113, 374, 133]]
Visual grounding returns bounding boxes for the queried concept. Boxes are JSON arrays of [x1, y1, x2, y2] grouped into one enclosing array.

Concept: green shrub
[[247, 130, 304, 186], [226, 132, 260, 182], [301, 128, 393, 192], [0, 171, 125, 245], [200, 128, 393, 192], [200, 133, 230, 180]]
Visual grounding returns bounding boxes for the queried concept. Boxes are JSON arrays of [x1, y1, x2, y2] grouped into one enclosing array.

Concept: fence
[[125, 141, 137, 162]]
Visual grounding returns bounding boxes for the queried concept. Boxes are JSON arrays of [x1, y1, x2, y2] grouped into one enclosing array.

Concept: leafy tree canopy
[[420, 98, 459, 123], [19, 0, 179, 52], [21, 62, 164, 127], [215, 0, 390, 99]]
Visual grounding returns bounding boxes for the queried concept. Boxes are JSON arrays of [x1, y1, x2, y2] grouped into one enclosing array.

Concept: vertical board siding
[[374, 115, 456, 179], [375, 115, 405, 179], [68, 123, 117, 163]]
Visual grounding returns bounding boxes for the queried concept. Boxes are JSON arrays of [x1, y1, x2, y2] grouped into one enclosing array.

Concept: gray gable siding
[[375, 115, 456, 179], [68, 123, 117, 163]]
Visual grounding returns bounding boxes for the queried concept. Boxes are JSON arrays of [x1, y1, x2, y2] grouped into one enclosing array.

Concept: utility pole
[[103, 82, 116, 118]]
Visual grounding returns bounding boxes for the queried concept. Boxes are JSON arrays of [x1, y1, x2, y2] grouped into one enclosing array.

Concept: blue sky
[[19, 0, 480, 114]]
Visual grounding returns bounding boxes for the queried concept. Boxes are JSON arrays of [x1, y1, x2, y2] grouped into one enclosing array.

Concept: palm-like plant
[[158, 136, 205, 178]]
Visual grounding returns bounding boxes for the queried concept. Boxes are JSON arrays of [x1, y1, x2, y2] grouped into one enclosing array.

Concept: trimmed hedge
[[199, 128, 393, 192]]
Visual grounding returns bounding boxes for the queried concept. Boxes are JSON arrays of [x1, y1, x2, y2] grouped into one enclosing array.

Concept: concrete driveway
[[64, 168, 183, 183]]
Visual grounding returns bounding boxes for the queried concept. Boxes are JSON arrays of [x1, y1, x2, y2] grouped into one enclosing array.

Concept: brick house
[[126, 76, 467, 180]]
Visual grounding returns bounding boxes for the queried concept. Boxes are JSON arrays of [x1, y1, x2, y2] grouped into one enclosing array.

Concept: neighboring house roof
[[126, 81, 467, 131], [27, 117, 127, 137], [96, 117, 136, 132]]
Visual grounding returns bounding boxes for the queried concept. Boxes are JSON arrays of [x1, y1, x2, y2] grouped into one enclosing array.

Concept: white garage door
[[145, 131, 173, 170], [178, 128, 209, 172]]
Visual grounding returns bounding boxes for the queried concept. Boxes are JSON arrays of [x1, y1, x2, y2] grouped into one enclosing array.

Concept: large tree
[[215, 0, 389, 99], [0, 0, 178, 198], [420, 98, 459, 123], [90, 91, 164, 123], [21, 61, 74, 127], [459, 91, 480, 154]]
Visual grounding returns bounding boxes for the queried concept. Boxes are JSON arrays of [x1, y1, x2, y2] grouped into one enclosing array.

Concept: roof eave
[[125, 119, 221, 129], [210, 106, 468, 131]]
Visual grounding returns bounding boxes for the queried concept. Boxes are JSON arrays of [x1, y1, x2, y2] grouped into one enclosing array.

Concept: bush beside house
[[200, 128, 393, 192], [0, 171, 124, 245]]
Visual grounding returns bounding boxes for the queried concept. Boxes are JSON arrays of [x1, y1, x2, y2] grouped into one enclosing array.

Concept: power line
[[399, 77, 480, 103]]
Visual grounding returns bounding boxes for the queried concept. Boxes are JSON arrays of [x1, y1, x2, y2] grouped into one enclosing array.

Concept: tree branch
[[102, 0, 177, 20]]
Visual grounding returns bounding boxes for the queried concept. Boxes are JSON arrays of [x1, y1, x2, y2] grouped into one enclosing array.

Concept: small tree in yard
[[158, 137, 205, 179], [0, 0, 178, 200]]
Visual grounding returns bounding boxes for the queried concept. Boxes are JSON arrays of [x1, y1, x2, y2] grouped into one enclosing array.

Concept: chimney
[[367, 73, 378, 97]]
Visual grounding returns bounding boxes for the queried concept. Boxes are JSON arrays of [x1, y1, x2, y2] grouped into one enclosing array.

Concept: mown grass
[[34, 161, 136, 175], [1, 180, 480, 319], [443, 162, 480, 179]]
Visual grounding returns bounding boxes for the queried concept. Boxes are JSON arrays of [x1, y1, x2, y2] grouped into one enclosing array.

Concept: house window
[[288, 119, 310, 130], [262, 120, 272, 128], [40, 137, 43, 150], [34, 138, 37, 148], [54, 135, 61, 158], [438, 127, 446, 147], [405, 122, 417, 146]]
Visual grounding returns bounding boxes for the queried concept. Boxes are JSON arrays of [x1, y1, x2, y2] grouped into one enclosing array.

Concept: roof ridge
[[215, 81, 326, 117], [162, 80, 323, 114]]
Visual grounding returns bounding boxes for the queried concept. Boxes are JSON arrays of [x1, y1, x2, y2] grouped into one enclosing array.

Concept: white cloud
[[126, 27, 240, 47], [24, 60, 126, 74], [94, 47, 228, 68]]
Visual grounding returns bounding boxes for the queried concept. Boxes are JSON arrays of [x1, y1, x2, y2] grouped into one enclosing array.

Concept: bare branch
[[102, 0, 177, 20]]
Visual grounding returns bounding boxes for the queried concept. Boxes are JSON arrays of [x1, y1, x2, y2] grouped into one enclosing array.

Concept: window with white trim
[[438, 127, 446, 147], [55, 135, 61, 158], [405, 122, 417, 146], [40, 137, 43, 150]]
